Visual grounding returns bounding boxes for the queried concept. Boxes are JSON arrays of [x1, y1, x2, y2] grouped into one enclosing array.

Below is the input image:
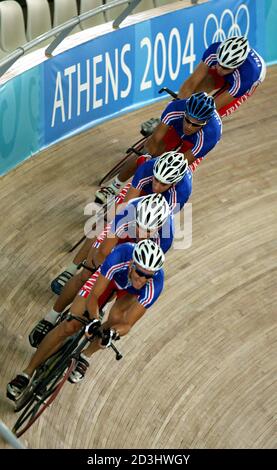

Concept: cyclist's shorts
[[208, 68, 226, 91], [136, 155, 151, 167], [162, 126, 183, 151], [161, 127, 201, 172], [207, 67, 265, 118], [219, 88, 257, 118], [78, 272, 128, 306]]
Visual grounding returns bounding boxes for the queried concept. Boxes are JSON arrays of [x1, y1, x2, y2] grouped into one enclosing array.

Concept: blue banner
[[0, 0, 273, 175], [0, 67, 42, 175], [44, 0, 264, 146]]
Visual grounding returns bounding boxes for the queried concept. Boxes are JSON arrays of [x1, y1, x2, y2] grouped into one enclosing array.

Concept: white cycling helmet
[[136, 193, 170, 231], [154, 152, 188, 185], [217, 36, 249, 69], [133, 239, 165, 271]]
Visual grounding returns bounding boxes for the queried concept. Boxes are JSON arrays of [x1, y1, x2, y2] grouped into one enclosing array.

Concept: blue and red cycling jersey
[[131, 158, 192, 214], [202, 42, 266, 97], [161, 99, 222, 159], [110, 197, 174, 254], [100, 243, 164, 309]]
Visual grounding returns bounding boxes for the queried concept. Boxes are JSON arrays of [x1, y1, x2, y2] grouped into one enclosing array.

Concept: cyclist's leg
[[194, 70, 223, 95], [51, 235, 98, 295], [8, 295, 87, 398], [54, 242, 100, 315], [30, 257, 95, 347], [72, 236, 96, 266], [218, 93, 247, 118], [28, 296, 87, 376], [219, 83, 262, 118], [104, 293, 138, 334], [82, 293, 137, 358], [218, 62, 266, 118], [95, 154, 138, 204], [53, 268, 91, 313], [67, 269, 104, 383]]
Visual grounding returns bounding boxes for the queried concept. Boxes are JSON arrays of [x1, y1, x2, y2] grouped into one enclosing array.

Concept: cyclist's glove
[[85, 319, 101, 337], [101, 328, 120, 348]]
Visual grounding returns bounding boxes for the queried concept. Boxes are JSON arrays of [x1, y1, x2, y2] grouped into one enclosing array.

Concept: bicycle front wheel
[[12, 358, 77, 438]]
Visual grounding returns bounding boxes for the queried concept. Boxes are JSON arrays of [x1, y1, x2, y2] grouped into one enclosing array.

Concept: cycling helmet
[[186, 92, 215, 121], [153, 152, 188, 185], [136, 194, 170, 231], [133, 239, 165, 271], [217, 36, 249, 68]]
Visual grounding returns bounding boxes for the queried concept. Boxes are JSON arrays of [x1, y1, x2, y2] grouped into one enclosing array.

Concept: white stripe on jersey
[[140, 279, 154, 307], [162, 111, 185, 125], [105, 261, 130, 280], [229, 69, 241, 96], [204, 53, 217, 66], [191, 129, 204, 156], [136, 175, 153, 190]]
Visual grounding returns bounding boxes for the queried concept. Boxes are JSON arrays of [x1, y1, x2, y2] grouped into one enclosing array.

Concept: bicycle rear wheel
[[12, 357, 76, 438], [99, 136, 147, 186]]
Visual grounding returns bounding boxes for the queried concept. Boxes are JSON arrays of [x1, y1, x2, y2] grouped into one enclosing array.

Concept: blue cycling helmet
[[186, 92, 215, 121]]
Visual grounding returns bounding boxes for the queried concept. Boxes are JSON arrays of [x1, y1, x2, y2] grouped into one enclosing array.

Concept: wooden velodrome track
[[0, 66, 276, 449]]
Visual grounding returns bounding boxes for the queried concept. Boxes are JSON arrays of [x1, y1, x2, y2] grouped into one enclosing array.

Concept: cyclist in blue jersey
[[178, 36, 266, 118], [41, 153, 190, 334], [123, 151, 192, 214], [29, 194, 172, 347], [96, 92, 221, 204], [145, 92, 222, 164], [93, 193, 174, 263], [7, 240, 165, 398]]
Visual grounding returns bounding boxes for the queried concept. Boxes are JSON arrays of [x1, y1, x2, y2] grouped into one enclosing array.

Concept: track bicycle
[[12, 313, 122, 438]]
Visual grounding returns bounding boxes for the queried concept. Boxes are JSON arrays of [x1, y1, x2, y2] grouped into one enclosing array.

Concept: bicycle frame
[[12, 315, 122, 437]]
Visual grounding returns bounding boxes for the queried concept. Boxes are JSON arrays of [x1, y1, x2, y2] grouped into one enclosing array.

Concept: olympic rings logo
[[203, 4, 250, 49]]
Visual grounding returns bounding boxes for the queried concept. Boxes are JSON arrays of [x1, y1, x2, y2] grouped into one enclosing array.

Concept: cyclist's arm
[[214, 89, 235, 112], [110, 300, 146, 337], [93, 235, 119, 267], [184, 149, 197, 165], [86, 273, 111, 319], [178, 61, 209, 99], [144, 122, 169, 156], [122, 186, 141, 204]]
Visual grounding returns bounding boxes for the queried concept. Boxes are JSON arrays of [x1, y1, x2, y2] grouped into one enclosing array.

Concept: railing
[[0, 0, 200, 78], [0, 420, 26, 449]]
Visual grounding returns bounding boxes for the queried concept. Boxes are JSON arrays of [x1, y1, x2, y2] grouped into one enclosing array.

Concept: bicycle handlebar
[[158, 87, 179, 100], [110, 342, 123, 360], [69, 314, 123, 361], [126, 146, 143, 156]]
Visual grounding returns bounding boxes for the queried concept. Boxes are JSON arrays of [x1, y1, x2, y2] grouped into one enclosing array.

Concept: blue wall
[[0, 0, 275, 175], [265, 0, 277, 64]]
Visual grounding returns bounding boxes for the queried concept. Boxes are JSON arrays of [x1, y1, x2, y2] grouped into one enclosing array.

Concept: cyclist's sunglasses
[[131, 263, 154, 279], [184, 114, 207, 128], [136, 223, 157, 236], [153, 176, 170, 186], [217, 62, 235, 71]]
